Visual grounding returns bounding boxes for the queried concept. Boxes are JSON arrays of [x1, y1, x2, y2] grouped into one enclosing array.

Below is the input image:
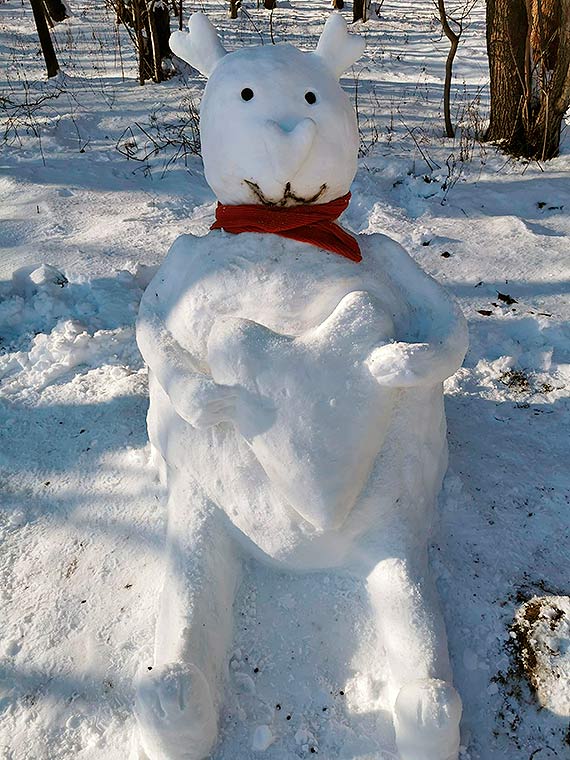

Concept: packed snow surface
[[1, 1, 569, 759]]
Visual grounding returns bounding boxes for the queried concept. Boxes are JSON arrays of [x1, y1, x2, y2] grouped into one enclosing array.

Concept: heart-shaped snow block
[[207, 291, 397, 531]]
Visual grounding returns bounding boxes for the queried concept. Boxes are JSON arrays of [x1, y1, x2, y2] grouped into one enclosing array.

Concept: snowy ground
[[1, 1, 569, 758]]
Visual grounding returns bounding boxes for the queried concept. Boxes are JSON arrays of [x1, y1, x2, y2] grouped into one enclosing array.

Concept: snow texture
[[134, 12, 467, 760], [1, 2, 569, 759]]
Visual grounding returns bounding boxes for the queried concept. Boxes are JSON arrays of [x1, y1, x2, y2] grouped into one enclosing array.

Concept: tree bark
[[437, 0, 460, 138], [30, 0, 60, 78], [353, 0, 365, 22], [131, 0, 148, 85], [486, 0, 570, 159], [115, 0, 128, 25], [147, 2, 164, 83], [114, 0, 172, 84], [485, 0, 528, 150], [525, 0, 570, 158], [42, 0, 69, 24], [149, 1, 171, 61]]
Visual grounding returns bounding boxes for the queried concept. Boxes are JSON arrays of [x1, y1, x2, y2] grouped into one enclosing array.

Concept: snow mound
[[0, 264, 146, 397], [512, 596, 570, 717]]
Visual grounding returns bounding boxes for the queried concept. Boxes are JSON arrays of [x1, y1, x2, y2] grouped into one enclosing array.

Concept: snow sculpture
[[134, 12, 468, 760]]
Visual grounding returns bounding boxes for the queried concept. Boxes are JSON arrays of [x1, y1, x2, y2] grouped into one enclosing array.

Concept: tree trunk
[[148, 0, 171, 74], [437, 0, 460, 138], [131, 0, 148, 85], [353, 0, 365, 22], [485, 0, 528, 150], [525, 0, 570, 159], [116, 0, 172, 84], [42, 0, 69, 24], [525, 104, 565, 157], [115, 0, 129, 25], [30, 0, 60, 78], [486, 0, 570, 159], [157, 4, 172, 58], [147, 2, 164, 83]]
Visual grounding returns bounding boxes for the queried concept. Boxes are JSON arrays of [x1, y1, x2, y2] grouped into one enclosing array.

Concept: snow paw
[[134, 662, 218, 760], [311, 290, 395, 353], [394, 679, 462, 760]]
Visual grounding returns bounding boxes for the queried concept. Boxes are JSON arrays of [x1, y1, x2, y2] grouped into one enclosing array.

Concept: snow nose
[[263, 118, 316, 184]]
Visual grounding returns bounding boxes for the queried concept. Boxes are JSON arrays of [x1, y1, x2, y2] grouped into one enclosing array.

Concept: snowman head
[[171, 13, 365, 206]]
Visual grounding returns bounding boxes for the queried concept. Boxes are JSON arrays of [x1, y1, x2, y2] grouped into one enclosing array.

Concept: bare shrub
[[116, 93, 201, 174]]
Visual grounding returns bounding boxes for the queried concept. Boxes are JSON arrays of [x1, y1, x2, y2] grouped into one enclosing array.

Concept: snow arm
[[366, 237, 468, 388], [136, 289, 237, 429]]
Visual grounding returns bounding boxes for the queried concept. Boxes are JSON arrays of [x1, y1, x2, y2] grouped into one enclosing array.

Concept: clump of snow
[[252, 724, 275, 751], [0, 263, 144, 398]]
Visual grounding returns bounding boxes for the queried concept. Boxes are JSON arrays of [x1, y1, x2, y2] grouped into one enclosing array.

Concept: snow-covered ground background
[[1, 1, 569, 758]]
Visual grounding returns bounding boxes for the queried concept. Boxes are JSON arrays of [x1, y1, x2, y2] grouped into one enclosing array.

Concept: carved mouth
[[243, 180, 327, 207]]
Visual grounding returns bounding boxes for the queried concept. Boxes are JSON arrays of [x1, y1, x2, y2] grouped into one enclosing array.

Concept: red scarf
[[210, 192, 361, 263]]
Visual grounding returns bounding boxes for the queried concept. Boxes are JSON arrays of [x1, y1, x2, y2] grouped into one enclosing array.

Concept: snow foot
[[134, 662, 218, 760], [394, 679, 462, 760]]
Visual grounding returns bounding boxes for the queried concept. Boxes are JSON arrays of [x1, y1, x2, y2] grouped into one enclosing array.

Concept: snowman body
[[134, 13, 468, 760], [142, 230, 449, 571]]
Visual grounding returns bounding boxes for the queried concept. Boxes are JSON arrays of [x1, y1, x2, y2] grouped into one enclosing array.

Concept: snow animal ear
[[315, 13, 365, 78], [169, 12, 227, 78]]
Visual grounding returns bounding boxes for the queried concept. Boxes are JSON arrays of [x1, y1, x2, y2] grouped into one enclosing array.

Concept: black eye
[[241, 88, 254, 101], [305, 91, 317, 105]]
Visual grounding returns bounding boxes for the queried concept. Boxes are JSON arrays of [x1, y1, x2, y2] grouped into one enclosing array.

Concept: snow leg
[[135, 476, 241, 760], [367, 555, 462, 760]]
